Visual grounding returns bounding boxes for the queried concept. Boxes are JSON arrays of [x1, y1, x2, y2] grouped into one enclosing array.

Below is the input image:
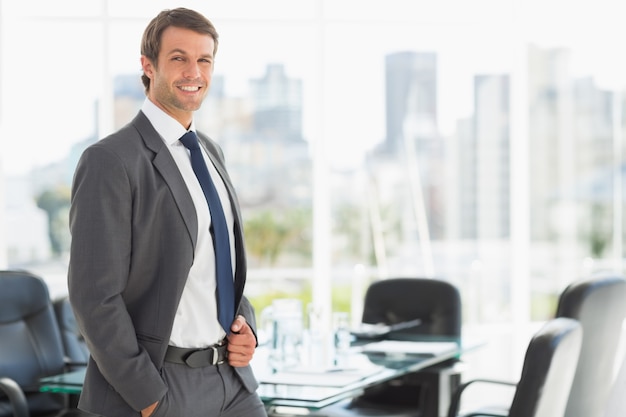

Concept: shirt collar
[[141, 98, 197, 146]]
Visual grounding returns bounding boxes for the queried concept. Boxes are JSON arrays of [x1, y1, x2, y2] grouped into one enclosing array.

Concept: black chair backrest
[[509, 317, 582, 417], [53, 296, 90, 367], [0, 270, 67, 415], [555, 273, 626, 417], [362, 277, 461, 338]]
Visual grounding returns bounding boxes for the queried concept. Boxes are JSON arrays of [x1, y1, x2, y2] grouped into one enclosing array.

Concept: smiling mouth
[[179, 86, 201, 92]]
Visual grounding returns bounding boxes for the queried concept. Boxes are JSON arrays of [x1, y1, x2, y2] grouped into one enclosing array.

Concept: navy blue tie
[[180, 131, 235, 334]]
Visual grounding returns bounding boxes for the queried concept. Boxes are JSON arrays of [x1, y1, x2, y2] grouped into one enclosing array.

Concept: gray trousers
[[149, 361, 267, 417]]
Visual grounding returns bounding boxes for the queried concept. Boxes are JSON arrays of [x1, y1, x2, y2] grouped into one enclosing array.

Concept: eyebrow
[[166, 48, 213, 60]]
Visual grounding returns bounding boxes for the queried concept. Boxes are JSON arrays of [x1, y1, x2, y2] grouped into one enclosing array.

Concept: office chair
[[603, 346, 626, 417], [555, 273, 626, 417], [51, 297, 89, 409], [314, 277, 462, 417], [52, 297, 89, 369], [0, 270, 92, 417], [448, 273, 626, 417], [447, 317, 582, 417]]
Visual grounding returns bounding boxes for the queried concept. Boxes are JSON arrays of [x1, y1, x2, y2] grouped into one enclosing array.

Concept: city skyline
[[1, 40, 618, 179], [2, 0, 623, 176]]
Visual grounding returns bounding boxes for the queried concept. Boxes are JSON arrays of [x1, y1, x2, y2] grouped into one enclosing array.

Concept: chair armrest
[[0, 377, 30, 417], [65, 360, 88, 368], [63, 356, 88, 371], [447, 378, 516, 417]]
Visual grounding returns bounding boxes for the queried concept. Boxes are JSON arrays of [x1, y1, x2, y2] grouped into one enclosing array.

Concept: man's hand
[[141, 401, 158, 417], [227, 315, 256, 367]]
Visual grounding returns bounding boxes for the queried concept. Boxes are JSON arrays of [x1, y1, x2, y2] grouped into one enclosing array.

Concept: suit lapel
[[132, 112, 198, 250]]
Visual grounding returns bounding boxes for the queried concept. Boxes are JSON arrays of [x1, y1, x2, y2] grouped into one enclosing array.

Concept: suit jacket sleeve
[[68, 143, 167, 411]]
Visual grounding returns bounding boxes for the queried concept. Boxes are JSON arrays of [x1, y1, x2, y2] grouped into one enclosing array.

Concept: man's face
[[141, 26, 215, 128]]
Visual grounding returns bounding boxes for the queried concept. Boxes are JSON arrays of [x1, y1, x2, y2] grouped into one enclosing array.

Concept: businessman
[[68, 8, 267, 417]]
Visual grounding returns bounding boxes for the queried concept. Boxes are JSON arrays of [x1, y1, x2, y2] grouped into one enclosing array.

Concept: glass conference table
[[40, 337, 477, 413]]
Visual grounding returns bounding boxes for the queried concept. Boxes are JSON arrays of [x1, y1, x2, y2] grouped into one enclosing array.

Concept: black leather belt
[[165, 341, 228, 368]]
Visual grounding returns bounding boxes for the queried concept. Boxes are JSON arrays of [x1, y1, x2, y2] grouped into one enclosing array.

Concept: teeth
[[180, 86, 199, 92]]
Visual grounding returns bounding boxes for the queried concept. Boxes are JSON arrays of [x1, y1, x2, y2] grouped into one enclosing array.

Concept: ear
[[140, 56, 155, 80]]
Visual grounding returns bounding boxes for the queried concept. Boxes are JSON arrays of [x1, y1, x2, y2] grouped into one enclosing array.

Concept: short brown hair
[[140, 8, 219, 93]]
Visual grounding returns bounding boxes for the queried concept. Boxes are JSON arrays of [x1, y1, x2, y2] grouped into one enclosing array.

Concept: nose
[[183, 62, 201, 79]]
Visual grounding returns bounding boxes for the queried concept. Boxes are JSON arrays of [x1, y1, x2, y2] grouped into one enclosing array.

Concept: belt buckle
[[215, 339, 227, 365], [211, 345, 220, 365], [214, 340, 227, 365], [182, 342, 226, 367]]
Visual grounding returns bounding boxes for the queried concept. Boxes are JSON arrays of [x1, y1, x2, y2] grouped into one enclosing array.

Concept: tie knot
[[180, 131, 200, 151]]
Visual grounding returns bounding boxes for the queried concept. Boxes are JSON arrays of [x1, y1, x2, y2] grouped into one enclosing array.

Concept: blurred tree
[[244, 208, 311, 267], [36, 186, 71, 256], [584, 203, 610, 258], [332, 203, 363, 262]]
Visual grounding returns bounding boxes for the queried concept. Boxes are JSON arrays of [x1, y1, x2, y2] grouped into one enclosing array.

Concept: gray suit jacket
[[68, 111, 258, 417]]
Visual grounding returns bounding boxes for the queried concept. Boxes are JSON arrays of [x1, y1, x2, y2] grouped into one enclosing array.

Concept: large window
[[1, 0, 624, 381]]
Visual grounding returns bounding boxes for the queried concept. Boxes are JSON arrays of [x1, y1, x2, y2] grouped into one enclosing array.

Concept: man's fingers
[[230, 315, 248, 334]]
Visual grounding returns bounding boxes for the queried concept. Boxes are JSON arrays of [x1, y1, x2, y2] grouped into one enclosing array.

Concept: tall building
[[452, 117, 477, 240], [526, 45, 624, 267], [448, 75, 510, 241], [388, 51, 444, 240], [228, 64, 310, 208], [474, 74, 510, 239], [249, 63, 304, 144], [113, 74, 144, 130], [384, 51, 438, 155], [367, 50, 445, 258], [527, 45, 574, 242]]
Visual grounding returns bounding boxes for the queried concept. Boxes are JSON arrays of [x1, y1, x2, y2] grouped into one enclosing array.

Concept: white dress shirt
[[141, 98, 236, 347]]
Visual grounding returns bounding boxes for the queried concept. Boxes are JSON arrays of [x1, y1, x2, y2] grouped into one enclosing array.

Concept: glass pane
[[324, 20, 515, 321], [510, 0, 626, 321], [2, 20, 102, 175], [1, 18, 102, 292], [207, 22, 317, 274]]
